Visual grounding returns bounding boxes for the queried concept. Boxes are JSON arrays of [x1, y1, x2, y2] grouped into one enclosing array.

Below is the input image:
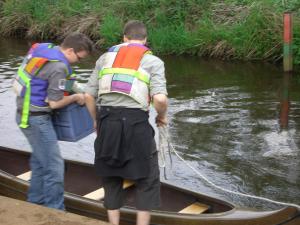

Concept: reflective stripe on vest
[[17, 67, 31, 128], [99, 68, 150, 85]]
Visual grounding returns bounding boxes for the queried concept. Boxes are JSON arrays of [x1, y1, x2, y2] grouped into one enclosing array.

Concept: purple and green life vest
[[14, 43, 75, 128]]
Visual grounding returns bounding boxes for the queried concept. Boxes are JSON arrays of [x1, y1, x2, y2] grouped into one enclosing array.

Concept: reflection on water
[[163, 56, 300, 208], [0, 38, 299, 209]]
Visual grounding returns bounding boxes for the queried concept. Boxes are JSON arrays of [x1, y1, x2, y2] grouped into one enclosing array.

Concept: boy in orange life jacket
[[84, 20, 168, 225], [15, 33, 93, 210]]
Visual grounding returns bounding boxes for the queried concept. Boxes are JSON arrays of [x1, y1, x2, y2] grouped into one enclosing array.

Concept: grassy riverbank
[[0, 0, 300, 64]]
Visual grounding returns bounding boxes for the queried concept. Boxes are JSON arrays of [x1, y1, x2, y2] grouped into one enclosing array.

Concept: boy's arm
[[84, 93, 97, 129], [48, 94, 85, 109], [153, 93, 168, 127]]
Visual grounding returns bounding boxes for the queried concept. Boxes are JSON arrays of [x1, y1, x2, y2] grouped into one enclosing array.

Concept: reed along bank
[[0, 0, 300, 65]]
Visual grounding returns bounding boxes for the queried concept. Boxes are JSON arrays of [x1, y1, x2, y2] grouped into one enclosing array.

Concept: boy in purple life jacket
[[14, 33, 93, 210]]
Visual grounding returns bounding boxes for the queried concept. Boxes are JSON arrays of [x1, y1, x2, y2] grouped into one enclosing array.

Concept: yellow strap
[[17, 68, 31, 128], [99, 68, 150, 85]]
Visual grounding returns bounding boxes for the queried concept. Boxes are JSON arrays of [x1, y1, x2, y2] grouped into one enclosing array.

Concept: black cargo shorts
[[102, 152, 160, 210]]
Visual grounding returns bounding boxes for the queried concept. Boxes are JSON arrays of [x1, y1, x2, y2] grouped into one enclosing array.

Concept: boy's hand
[[74, 93, 85, 105], [156, 115, 167, 127]]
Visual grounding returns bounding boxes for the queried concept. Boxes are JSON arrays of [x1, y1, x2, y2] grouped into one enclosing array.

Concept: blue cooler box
[[52, 103, 94, 142]]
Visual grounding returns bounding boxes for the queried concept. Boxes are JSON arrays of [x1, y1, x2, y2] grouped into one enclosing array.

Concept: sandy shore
[[0, 195, 110, 225]]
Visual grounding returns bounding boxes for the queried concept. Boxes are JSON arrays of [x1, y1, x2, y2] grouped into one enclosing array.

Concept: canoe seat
[[84, 188, 105, 200], [84, 179, 135, 200], [123, 179, 134, 189], [17, 171, 32, 181], [179, 202, 209, 214]]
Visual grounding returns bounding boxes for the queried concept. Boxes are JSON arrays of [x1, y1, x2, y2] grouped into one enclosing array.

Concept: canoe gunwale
[[1, 167, 300, 222], [0, 169, 235, 218]]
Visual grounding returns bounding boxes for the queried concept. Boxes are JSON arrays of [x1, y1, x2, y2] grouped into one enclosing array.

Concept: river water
[[0, 38, 299, 210]]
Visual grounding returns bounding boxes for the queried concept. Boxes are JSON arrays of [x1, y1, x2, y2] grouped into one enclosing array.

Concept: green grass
[[99, 13, 122, 47], [0, 0, 300, 65]]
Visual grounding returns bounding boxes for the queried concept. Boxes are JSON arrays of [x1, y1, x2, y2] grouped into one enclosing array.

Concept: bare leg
[[107, 209, 120, 225], [136, 210, 150, 225]]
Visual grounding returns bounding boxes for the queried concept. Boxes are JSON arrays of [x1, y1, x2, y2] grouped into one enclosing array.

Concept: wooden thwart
[[84, 179, 135, 200], [84, 188, 105, 200], [179, 202, 209, 214], [17, 171, 32, 181], [123, 179, 134, 189]]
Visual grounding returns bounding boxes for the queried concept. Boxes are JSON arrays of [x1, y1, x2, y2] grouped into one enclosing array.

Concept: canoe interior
[[0, 146, 233, 214]]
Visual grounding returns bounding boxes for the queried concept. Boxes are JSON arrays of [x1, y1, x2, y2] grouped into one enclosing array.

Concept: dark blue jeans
[[17, 113, 64, 210]]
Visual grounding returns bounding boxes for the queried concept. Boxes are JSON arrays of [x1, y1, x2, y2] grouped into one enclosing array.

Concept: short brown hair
[[123, 20, 147, 40], [61, 32, 94, 53]]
